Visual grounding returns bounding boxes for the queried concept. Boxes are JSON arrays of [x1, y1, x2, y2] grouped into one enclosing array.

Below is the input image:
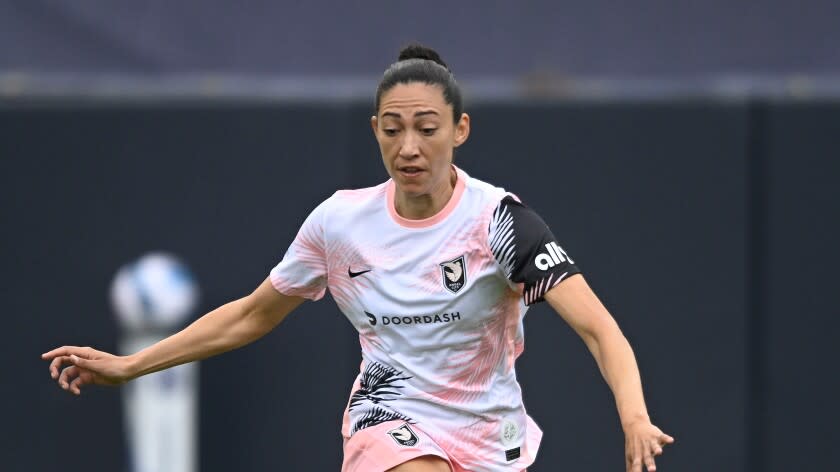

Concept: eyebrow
[[381, 110, 440, 119]]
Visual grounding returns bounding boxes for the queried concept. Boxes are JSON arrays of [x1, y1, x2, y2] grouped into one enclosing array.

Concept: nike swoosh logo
[[348, 267, 372, 278]]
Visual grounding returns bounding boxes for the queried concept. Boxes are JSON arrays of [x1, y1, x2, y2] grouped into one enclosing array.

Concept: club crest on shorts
[[387, 423, 419, 447], [440, 255, 467, 293]]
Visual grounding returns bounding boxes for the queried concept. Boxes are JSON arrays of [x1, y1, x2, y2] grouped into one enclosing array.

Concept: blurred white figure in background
[[111, 252, 200, 472]]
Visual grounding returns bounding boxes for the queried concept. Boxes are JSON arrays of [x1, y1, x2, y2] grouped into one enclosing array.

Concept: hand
[[623, 419, 674, 472], [41, 346, 134, 395]]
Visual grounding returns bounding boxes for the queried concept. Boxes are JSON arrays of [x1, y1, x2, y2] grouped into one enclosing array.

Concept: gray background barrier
[[3, 99, 838, 471], [3, 1, 840, 78]]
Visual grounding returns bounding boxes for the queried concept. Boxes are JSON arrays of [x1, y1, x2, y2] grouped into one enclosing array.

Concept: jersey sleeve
[[269, 199, 329, 301], [488, 195, 581, 305]]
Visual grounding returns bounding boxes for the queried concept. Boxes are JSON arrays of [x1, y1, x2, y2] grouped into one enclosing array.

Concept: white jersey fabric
[[270, 166, 580, 471]]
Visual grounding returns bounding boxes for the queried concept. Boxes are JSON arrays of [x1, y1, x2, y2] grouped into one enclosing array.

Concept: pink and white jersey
[[270, 166, 580, 471]]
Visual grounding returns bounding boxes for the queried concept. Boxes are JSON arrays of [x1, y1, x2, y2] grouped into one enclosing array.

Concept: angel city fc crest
[[440, 255, 467, 293], [387, 423, 419, 447]]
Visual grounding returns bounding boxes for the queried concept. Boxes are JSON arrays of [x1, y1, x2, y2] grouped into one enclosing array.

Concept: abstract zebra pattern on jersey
[[349, 361, 414, 433]]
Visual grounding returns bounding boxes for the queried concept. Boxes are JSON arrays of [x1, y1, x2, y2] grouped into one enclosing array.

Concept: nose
[[398, 131, 420, 159]]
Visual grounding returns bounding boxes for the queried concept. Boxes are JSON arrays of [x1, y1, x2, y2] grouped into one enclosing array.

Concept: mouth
[[397, 166, 425, 178]]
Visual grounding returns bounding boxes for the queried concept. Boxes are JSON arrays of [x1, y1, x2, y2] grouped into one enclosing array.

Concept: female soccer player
[[43, 45, 674, 472]]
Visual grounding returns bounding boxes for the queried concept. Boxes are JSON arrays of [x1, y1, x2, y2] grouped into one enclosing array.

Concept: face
[[372, 82, 470, 197]]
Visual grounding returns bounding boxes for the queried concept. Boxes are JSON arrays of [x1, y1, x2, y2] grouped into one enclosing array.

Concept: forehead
[[379, 82, 450, 117]]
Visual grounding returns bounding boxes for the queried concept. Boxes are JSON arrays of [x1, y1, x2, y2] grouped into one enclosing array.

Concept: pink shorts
[[342, 420, 452, 472], [341, 420, 526, 472]]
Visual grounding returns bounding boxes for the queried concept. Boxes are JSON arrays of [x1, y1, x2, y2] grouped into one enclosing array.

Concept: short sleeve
[[488, 195, 581, 305], [269, 200, 329, 301]]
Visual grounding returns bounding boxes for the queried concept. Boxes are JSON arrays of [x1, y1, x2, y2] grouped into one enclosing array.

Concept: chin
[[397, 184, 428, 197], [394, 174, 427, 190]]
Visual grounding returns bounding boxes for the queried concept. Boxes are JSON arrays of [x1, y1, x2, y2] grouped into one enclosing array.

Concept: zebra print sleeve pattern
[[488, 195, 581, 305]]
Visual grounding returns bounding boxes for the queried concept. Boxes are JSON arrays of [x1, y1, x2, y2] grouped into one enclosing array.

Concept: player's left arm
[[545, 275, 675, 472]]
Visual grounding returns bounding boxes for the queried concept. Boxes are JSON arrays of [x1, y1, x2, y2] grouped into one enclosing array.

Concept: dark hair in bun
[[397, 44, 449, 69], [375, 44, 463, 123]]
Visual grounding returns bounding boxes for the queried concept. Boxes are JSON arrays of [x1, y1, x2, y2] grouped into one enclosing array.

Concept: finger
[[69, 375, 88, 395], [644, 447, 656, 471], [625, 445, 633, 472], [43, 345, 98, 361], [49, 356, 71, 379], [42, 346, 81, 360], [58, 365, 79, 390], [660, 433, 675, 444], [70, 354, 99, 372], [630, 442, 643, 472]]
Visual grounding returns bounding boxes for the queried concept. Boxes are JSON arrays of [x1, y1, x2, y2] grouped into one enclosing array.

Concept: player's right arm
[[42, 277, 304, 395]]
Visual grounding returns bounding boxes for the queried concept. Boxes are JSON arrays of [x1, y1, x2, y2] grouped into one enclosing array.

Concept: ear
[[370, 115, 378, 137], [453, 113, 470, 148]]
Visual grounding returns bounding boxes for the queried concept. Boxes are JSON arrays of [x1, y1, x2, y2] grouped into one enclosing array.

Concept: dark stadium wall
[[751, 102, 840, 471], [3, 100, 838, 471]]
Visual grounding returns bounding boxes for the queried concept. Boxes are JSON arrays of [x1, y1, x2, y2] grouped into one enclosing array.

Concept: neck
[[394, 167, 458, 220]]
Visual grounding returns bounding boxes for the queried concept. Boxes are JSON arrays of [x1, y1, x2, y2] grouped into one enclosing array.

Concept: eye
[[383, 128, 399, 137], [421, 128, 437, 136]]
